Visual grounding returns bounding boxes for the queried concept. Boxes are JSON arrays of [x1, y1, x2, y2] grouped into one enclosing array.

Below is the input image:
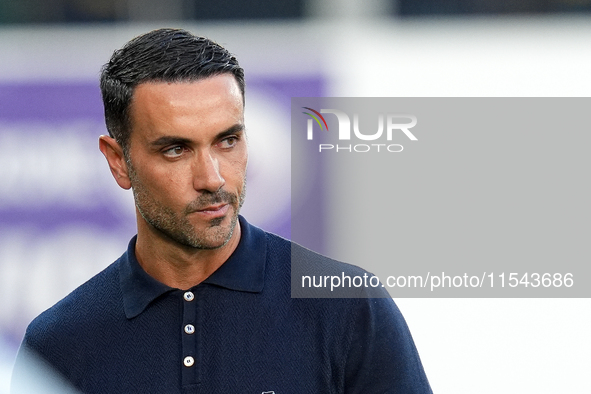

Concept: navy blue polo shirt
[[12, 216, 432, 394]]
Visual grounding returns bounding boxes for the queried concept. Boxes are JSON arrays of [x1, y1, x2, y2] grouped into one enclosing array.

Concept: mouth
[[192, 203, 230, 218]]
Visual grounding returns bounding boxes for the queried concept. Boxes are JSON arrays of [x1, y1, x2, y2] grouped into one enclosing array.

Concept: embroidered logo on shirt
[[262, 391, 275, 394]]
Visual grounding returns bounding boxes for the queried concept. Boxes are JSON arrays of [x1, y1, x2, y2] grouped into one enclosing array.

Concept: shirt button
[[183, 356, 194, 367], [184, 324, 195, 334], [183, 291, 194, 301]]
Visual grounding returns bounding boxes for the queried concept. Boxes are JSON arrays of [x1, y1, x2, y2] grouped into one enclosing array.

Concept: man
[[12, 28, 432, 393]]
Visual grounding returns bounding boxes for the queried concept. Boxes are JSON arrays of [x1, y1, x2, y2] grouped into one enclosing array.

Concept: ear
[[99, 135, 132, 190]]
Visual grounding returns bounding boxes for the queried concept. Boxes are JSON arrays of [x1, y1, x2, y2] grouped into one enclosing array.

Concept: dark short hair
[[100, 28, 245, 153]]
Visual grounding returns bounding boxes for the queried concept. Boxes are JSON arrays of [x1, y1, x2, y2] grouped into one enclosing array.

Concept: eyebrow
[[216, 123, 245, 140], [149, 123, 245, 149]]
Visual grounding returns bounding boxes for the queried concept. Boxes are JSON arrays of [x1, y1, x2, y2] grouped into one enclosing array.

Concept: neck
[[134, 217, 241, 290]]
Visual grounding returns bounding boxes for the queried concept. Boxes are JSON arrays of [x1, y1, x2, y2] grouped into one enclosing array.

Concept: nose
[[192, 150, 225, 193]]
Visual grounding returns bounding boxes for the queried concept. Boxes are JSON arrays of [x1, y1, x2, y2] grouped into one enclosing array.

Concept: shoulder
[[15, 258, 124, 388], [261, 230, 433, 391], [260, 228, 413, 346], [24, 259, 122, 352], [286, 237, 390, 298], [264, 229, 371, 276]]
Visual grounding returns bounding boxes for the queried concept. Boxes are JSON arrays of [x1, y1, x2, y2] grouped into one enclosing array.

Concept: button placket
[[181, 290, 198, 385]]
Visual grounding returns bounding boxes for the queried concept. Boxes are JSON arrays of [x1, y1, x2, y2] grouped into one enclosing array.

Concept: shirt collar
[[120, 216, 267, 319]]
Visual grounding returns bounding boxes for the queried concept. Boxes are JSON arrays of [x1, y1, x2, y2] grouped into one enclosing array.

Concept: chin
[[188, 215, 239, 249]]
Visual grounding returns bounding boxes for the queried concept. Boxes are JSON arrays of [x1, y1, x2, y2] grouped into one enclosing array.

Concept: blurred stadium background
[[1, 0, 590, 392]]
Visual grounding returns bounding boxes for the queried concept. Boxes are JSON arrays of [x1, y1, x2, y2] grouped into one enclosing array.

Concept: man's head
[[99, 29, 247, 251], [100, 28, 245, 155]]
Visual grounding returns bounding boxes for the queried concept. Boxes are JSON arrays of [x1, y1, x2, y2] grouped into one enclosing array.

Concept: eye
[[162, 146, 185, 158], [219, 136, 239, 149]]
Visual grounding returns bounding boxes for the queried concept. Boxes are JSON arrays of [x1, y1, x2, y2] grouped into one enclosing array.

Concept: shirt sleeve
[[343, 295, 433, 394]]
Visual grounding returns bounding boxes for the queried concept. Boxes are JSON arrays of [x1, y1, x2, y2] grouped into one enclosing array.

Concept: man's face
[[126, 74, 247, 249]]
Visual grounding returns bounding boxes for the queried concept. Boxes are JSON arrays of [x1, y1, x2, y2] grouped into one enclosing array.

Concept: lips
[[191, 203, 230, 217], [197, 203, 228, 212], [184, 189, 238, 217]]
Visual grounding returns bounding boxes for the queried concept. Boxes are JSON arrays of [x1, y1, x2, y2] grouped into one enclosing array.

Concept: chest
[[72, 290, 348, 394]]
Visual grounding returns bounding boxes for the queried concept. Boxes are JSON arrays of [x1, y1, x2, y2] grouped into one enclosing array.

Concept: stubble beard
[[128, 161, 245, 250]]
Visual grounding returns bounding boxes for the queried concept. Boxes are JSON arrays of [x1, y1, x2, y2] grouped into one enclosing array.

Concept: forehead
[[129, 75, 244, 140]]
